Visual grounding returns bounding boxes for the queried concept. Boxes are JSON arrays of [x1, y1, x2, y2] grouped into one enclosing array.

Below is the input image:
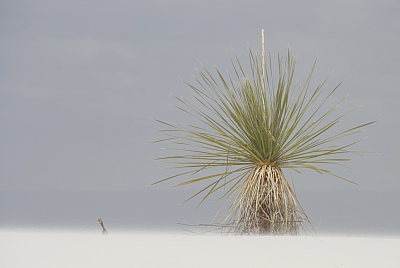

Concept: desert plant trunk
[[233, 165, 300, 235]]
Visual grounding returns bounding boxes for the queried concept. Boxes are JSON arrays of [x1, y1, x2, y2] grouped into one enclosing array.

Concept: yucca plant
[[154, 44, 373, 235]]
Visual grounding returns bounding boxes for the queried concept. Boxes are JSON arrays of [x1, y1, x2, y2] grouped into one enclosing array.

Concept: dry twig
[[98, 218, 108, 235]]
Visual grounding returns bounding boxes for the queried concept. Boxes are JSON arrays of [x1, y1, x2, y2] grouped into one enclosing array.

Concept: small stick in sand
[[98, 218, 108, 235]]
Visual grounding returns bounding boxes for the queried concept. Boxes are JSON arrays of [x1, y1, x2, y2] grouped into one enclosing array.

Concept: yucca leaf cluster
[[155, 49, 373, 235]]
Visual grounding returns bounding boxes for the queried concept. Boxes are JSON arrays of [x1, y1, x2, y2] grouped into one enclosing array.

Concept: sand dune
[[1, 230, 399, 268]]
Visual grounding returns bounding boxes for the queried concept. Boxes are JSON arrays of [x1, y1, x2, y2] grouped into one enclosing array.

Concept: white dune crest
[[1, 230, 399, 268]]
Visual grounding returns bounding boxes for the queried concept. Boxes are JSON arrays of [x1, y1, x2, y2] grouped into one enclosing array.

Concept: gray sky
[[1, 0, 399, 233]]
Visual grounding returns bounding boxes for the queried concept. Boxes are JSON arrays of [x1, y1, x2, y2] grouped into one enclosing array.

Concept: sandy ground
[[1, 230, 399, 268]]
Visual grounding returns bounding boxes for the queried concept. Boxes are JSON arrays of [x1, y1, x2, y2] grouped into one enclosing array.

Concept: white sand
[[1, 230, 399, 268]]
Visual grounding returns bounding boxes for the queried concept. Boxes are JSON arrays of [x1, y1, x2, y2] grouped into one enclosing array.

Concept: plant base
[[231, 165, 303, 235]]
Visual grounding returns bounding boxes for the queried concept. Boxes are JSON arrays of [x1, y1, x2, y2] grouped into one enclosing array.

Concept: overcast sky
[[1, 0, 399, 233]]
